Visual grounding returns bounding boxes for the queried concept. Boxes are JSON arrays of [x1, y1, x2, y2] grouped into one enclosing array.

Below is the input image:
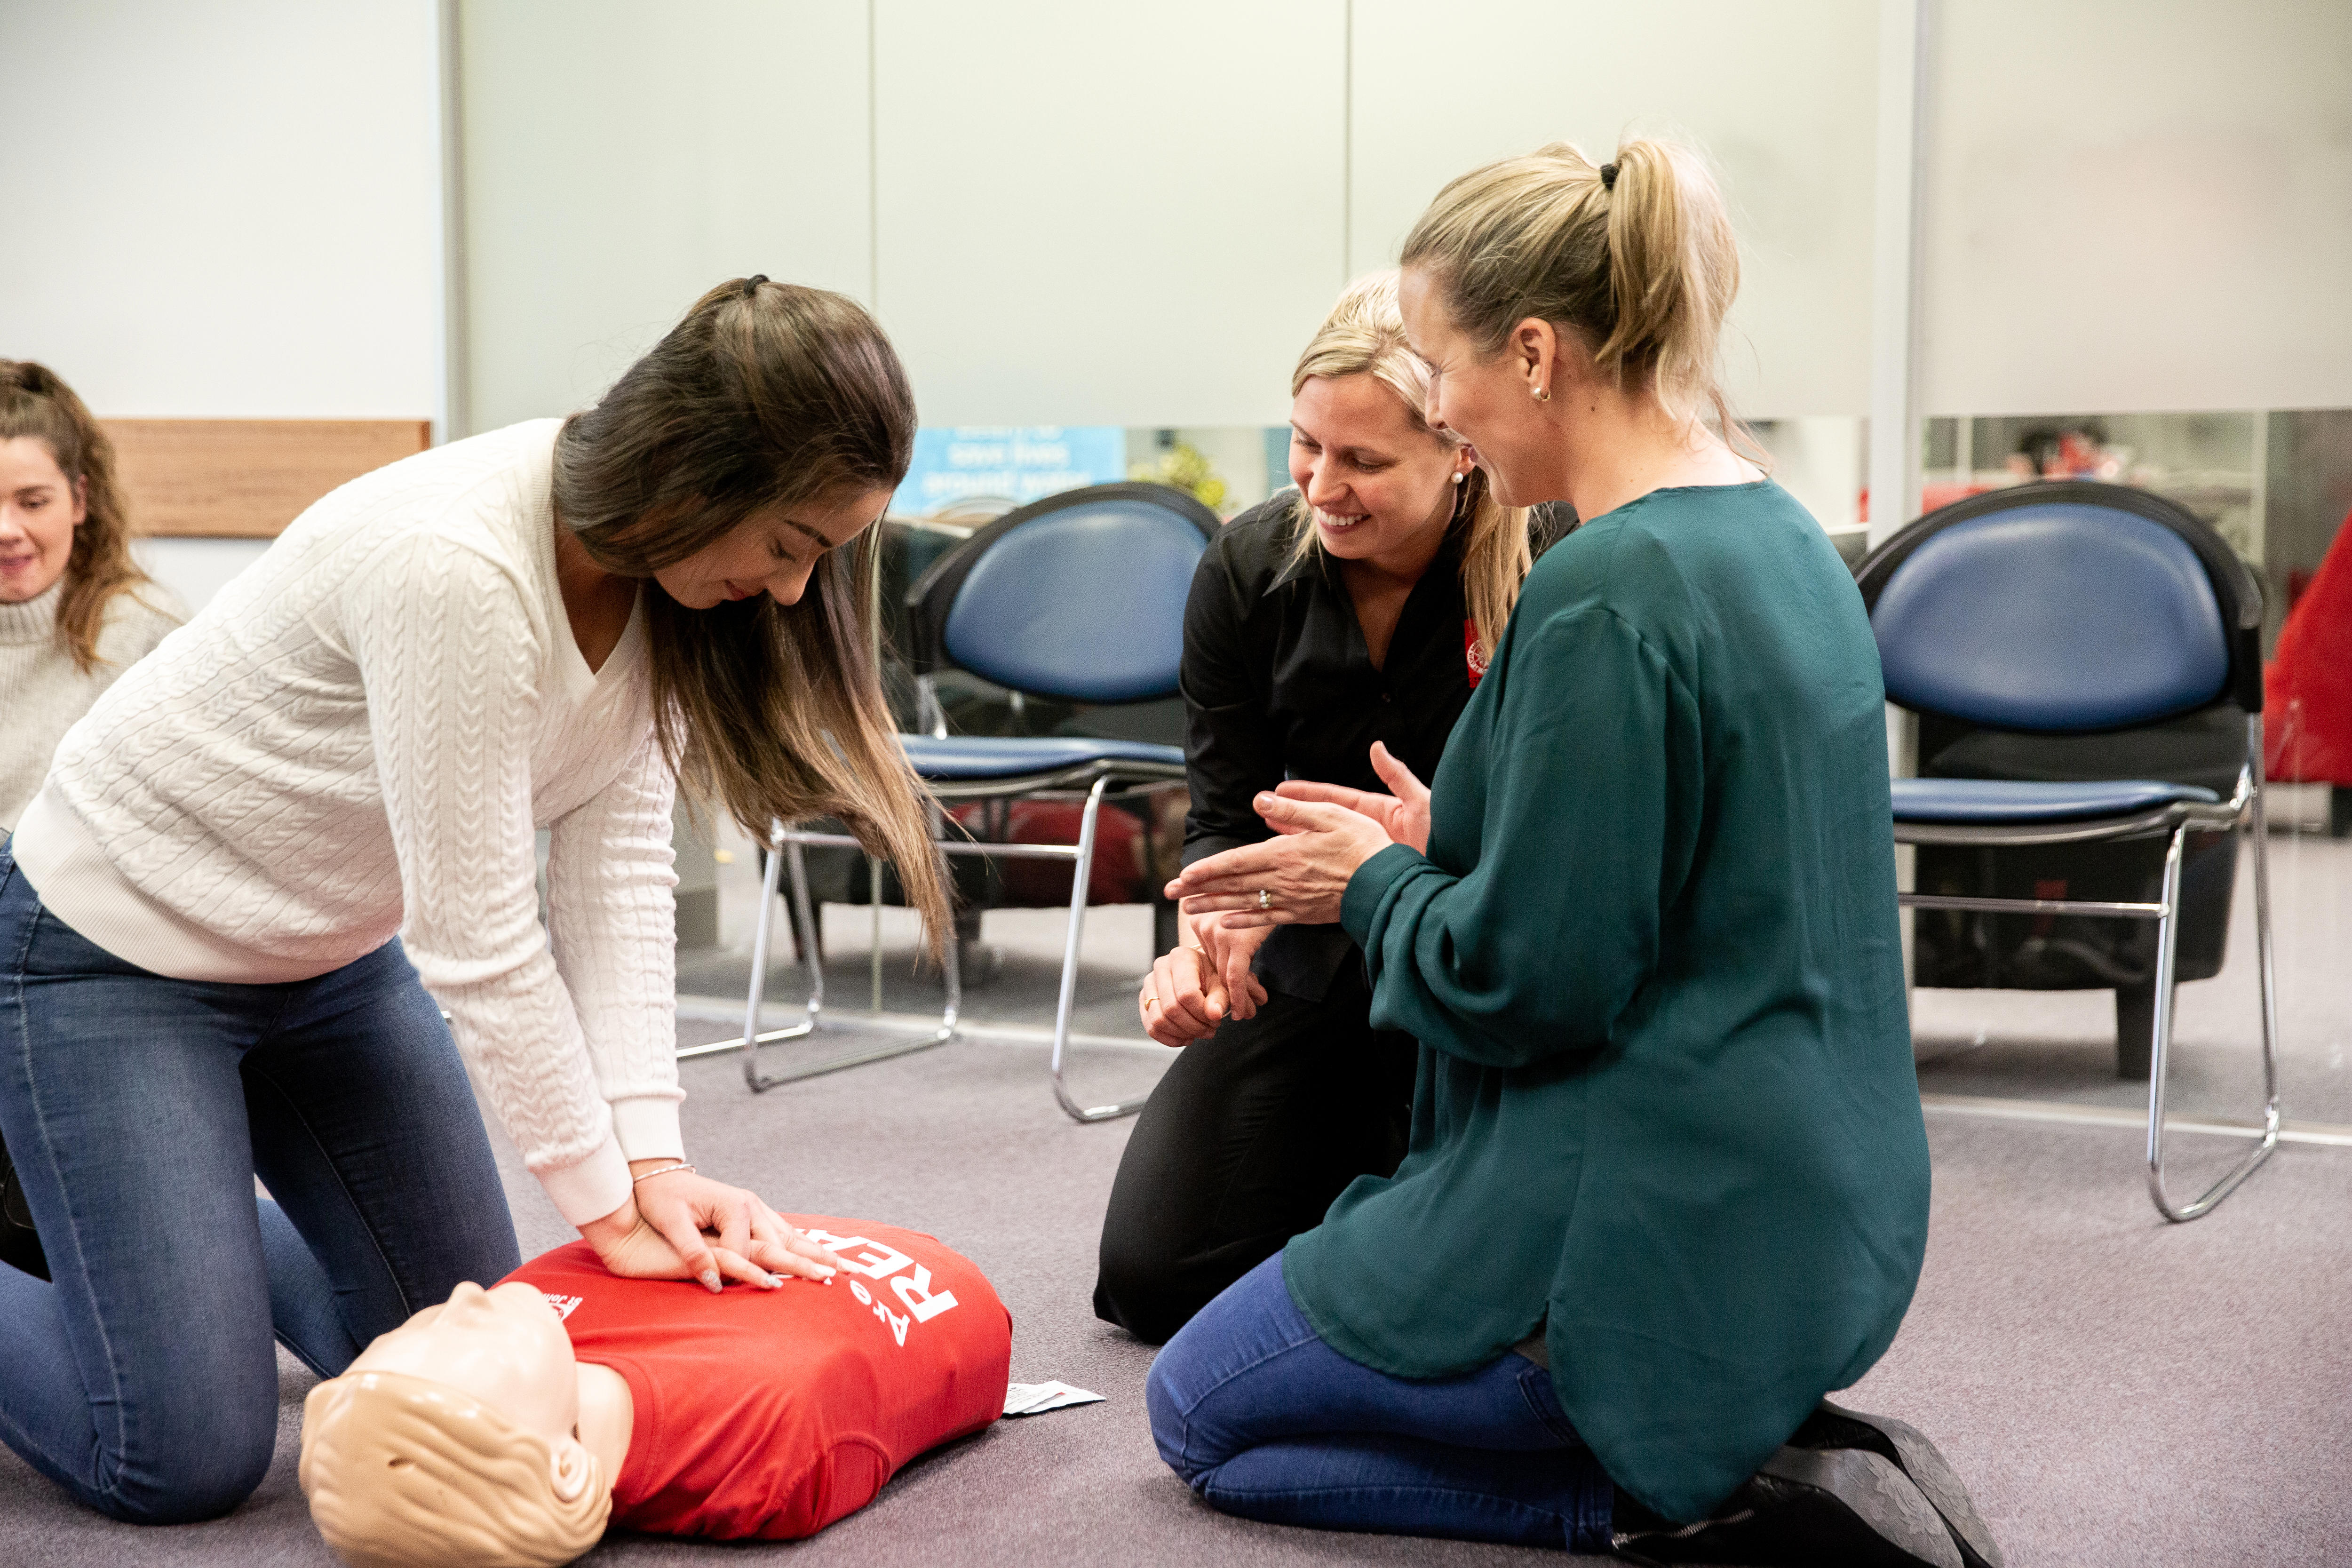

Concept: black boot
[[1794, 1401, 2002, 1568], [0, 1129, 48, 1281], [1610, 1446, 1961, 1568]]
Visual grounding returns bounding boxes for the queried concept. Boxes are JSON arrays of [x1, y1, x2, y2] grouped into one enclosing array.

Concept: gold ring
[[1144, 995, 1160, 1011]]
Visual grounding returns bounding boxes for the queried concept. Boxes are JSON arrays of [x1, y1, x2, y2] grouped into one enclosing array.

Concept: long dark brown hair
[[550, 278, 948, 953], [0, 360, 172, 672]]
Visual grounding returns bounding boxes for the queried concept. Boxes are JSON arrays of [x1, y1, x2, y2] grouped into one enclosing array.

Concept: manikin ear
[[548, 1433, 596, 1504]]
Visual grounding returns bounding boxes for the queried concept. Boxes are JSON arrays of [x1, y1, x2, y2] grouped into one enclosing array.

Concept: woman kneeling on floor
[[1153, 140, 1999, 1568]]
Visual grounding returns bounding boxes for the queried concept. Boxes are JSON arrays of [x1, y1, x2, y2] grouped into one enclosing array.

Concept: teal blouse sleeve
[[1338, 603, 1703, 1069]]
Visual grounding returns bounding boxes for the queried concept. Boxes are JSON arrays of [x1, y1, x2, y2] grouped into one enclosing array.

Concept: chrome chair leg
[[675, 820, 957, 1090], [2146, 725, 2281, 1221], [1050, 776, 1149, 1124]]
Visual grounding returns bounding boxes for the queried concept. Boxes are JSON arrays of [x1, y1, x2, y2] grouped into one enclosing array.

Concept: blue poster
[[890, 426, 1126, 516]]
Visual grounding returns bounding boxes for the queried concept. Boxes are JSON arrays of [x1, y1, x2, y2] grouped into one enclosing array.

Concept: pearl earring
[[1532, 385, 1551, 402], [1451, 471, 1465, 485]]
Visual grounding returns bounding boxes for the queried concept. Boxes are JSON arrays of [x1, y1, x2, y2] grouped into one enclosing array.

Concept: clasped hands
[[580, 1161, 846, 1294], [1140, 743, 1430, 1046]]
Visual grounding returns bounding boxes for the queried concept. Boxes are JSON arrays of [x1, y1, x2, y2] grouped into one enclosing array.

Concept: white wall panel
[[457, 0, 874, 432], [0, 0, 441, 421], [872, 1, 1347, 428], [1350, 0, 1879, 419], [1919, 0, 2352, 416]]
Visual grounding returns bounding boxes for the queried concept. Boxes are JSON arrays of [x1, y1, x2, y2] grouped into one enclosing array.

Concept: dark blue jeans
[[0, 844, 519, 1524], [1147, 1252, 1614, 1552]]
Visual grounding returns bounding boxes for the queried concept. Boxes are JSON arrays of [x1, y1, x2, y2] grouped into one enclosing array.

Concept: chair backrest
[[905, 481, 1220, 704], [1854, 480, 2264, 732]]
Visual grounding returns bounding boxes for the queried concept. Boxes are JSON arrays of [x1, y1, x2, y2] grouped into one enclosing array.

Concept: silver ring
[[1257, 888, 1272, 911]]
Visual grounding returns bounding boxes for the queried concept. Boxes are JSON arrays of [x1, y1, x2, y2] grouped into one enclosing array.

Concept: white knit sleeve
[[343, 533, 632, 1227], [544, 723, 685, 1165]]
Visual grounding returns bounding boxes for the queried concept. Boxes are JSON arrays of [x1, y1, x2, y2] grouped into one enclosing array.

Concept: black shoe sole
[[1613, 1448, 1961, 1568], [1758, 1448, 1964, 1568], [1800, 1401, 2004, 1568]]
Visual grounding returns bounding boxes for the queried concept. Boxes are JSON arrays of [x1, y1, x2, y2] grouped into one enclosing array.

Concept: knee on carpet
[[1144, 1342, 1210, 1484], [1094, 1242, 1204, 1346], [83, 1433, 272, 1527]]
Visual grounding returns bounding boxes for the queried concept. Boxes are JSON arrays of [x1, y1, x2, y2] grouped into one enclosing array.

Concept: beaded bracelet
[[630, 1162, 697, 1185]]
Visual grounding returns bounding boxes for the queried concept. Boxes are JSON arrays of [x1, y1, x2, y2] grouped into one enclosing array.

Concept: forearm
[[545, 733, 686, 1163]]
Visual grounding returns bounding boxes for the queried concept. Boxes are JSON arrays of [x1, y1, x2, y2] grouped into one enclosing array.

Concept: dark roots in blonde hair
[[550, 279, 949, 955], [1399, 137, 1745, 440], [0, 360, 171, 673]]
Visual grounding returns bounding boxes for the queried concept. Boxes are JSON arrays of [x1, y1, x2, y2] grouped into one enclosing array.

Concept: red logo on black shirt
[[1464, 620, 1487, 688]]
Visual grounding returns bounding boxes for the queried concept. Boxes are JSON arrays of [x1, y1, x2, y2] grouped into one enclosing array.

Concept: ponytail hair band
[[743, 274, 769, 299], [1599, 162, 1620, 192]]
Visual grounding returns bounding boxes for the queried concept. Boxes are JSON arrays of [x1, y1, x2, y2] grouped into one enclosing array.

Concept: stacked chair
[[1856, 480, 2281, 1220]]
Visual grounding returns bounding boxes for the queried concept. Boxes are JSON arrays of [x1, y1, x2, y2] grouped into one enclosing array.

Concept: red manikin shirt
[[503, 1216, 1010, 1541]]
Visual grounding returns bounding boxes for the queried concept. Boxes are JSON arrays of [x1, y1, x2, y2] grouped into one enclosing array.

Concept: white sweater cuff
[[610, 1096, 686, 1165], [536, 1133, 634, 1229]]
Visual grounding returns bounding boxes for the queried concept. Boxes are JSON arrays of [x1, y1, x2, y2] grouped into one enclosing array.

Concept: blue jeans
[[0, 845, 520, 1524], [1147, 1252, 1614, 1552]]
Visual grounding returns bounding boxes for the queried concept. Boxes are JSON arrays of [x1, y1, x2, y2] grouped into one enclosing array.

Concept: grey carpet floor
[[2, 832, 2344, 1566], [4, 1034, 2346, 1567]]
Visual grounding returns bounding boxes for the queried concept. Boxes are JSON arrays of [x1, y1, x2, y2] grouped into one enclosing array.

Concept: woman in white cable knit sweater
[[0, 362, 182, 835], [0, 279, 953, 1527]]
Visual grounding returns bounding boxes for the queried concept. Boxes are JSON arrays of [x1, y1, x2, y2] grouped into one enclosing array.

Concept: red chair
[[2264, 505, 2352, 836]]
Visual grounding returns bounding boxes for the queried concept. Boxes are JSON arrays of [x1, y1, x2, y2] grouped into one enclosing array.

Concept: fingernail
[[815, 1263, 835, 1277], [762, 1272, 781, 1289], [1255, 793, 1275, 809], [701, 1270, 722, 1292]]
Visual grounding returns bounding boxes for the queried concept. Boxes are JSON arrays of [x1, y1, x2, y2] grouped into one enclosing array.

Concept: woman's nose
[[1304, 462, 1347, 509]]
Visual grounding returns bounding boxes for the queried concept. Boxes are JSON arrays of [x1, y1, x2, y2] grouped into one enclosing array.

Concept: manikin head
[[300, 1281, 626, 1568]]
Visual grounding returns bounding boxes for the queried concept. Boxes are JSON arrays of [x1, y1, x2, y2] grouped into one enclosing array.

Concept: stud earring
[[1451, 470, 1466, 485], [1532, 385, 1551, 402]]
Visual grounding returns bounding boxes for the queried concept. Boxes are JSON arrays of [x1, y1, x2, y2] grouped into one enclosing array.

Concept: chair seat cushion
[[899, 734, 1185, 782], [1890, 776, 2220, 824]]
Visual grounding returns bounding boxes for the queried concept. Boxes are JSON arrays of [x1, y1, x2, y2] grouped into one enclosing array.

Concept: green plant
[[1131, 440, 1227, 513]]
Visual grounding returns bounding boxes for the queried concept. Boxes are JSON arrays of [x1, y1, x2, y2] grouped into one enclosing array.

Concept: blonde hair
[[1400, 138, 1743, 439], [300, 1370, 609, 1568], [1287, 272, 1532, 661]]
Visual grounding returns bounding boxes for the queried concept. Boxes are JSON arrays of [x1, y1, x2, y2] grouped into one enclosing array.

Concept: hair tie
[[742, 274, 769, 299], [1599, 162, 1620, 192]]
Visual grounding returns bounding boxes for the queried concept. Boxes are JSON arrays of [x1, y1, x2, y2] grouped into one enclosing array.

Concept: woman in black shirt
[[1094, 274, 1565, 1342]]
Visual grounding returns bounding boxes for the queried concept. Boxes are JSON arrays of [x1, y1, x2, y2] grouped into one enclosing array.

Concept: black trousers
[[1093, 963, 1416, 1344]]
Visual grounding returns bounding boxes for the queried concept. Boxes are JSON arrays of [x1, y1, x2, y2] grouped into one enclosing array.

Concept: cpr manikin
[[301, 1217, 1010, 1567]]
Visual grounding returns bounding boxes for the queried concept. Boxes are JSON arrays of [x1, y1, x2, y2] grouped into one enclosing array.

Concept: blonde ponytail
[[1285, 272, 1533, 660], [1399, 137, 1744, 440]]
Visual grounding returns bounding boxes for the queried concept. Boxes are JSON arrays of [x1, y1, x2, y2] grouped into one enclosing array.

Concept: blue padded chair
[[1857, 480, 2280, 1221], [738, 483, 1213, 1122]]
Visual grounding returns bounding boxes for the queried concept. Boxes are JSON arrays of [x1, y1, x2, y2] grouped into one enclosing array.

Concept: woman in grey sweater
[[0, 361, 181, 835]]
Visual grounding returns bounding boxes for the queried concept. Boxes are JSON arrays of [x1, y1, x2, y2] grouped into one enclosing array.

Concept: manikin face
[[1398, 267, 1571, 509], [652, 485, 894, 610], [351, 1281, 584, 1455], [0, 436, 85, 604], [1287, 371, 1468, 570]]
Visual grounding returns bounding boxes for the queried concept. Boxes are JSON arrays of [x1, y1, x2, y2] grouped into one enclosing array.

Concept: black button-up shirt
[[1179, 493, 1571, 1000]]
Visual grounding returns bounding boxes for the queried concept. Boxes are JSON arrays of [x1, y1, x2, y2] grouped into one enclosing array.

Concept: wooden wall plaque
[[102, 418, 433, 538]]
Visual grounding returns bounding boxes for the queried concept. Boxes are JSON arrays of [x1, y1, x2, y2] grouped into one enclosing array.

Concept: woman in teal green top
[[1150, 140, 1998, 1568]]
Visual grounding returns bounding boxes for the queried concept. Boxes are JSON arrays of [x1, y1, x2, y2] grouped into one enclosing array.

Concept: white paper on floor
[[1003, 1380, 1104, 1417]]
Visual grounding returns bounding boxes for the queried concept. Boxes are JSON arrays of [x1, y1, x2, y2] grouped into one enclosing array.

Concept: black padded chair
[[733, 483, 1214, 1122], [1856, 480, 2280, 1221]]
